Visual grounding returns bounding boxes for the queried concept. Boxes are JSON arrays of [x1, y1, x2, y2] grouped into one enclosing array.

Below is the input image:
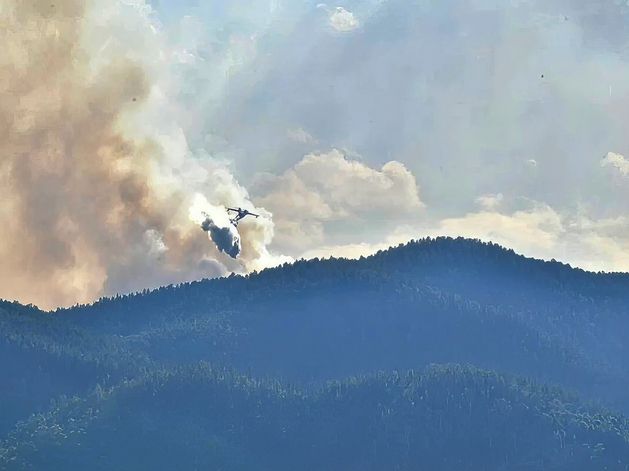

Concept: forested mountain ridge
[[3, 363, 629, 471], [0, 303, 154, 437], [2, 236, 629, 470], [53, 237, 629, 404], [2, 238, 628, 413], [58, 237, 629, 363]]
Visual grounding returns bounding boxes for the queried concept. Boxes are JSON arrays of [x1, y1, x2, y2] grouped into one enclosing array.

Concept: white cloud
[[476, 193, 504, 211], [293, 197, 629, 275], [329, 7, 359, 32], [602, 152, 629, 177], [287, 127, 316, 143], [432, 204, 565, 253], [253, 148, 424, 255]]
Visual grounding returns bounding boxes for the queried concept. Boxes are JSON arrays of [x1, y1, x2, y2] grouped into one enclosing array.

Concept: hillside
[[0, 301, 153, 436], [3, 236, 629, 470], [52, 237, 629, 409], [2, 363, 629, 471]]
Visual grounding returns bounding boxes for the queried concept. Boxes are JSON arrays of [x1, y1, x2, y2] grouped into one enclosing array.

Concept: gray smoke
[[0, 0, 284, 310], [201, 216, 241, 259]]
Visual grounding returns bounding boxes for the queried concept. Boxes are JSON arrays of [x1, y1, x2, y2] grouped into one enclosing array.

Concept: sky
[[2, 0, 629, 309]]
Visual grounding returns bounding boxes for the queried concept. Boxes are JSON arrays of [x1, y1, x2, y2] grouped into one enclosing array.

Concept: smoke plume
[[0, 0, 274, 310]]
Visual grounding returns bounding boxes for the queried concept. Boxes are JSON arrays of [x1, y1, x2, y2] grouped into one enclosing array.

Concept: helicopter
[[226, 207, 260, 226]]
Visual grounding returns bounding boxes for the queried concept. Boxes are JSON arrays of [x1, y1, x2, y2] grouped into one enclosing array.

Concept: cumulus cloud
[[329, 7, 359, 32], [296, 197, 629, 275], [299, 199, 564, 265], [433, 203, 565, 254], [252, 149, 424, 256], [287, 127, 316, 144], [428, 204, 629, 274], [602, 152, 629, 177], [476, 194, 504, 211]]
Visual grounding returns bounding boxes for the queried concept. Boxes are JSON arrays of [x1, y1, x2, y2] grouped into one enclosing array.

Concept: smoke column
[[0, 0, 275, 310]]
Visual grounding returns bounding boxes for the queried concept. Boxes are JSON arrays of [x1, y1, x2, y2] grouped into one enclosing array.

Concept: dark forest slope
[[3, 237, 629, 470], [0, 302, 152, 436], [48, 237, 629, 409], [2, 363, 629, 471], [59, 237, 629, 367], [61, 236, 629, 330]]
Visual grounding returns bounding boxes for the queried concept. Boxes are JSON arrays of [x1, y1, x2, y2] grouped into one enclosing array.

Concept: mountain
[[2, 363, 629, 471], [2, 236, 629, 470], [0, 301, 152, 436], [56, 237, 629, 407]]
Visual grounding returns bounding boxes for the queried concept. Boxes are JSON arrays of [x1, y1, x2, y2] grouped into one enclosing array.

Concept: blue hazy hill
[[55, 237, 629, 406], [2, 236, 629, 470]]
